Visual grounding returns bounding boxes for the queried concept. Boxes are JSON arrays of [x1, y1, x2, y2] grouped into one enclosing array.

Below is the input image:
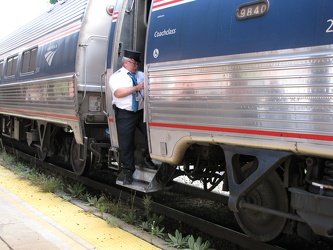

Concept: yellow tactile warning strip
[[0, 184, 88, 250], [0, 165, 160, 250]]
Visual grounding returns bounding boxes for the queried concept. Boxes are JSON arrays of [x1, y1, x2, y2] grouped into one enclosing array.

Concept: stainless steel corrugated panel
[[147, 46, 333, 138], [0, 0, 88, 55], [0, 76, 77, 121]]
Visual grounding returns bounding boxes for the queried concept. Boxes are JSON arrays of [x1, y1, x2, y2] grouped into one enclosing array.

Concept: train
[[0, 0, 332, 243]]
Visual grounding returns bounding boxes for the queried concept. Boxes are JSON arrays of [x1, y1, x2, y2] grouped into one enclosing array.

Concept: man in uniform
[[109, 49, 157, 185]]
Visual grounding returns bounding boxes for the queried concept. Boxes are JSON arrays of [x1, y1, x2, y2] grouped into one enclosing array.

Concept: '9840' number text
[[236, 1, 269, 20]]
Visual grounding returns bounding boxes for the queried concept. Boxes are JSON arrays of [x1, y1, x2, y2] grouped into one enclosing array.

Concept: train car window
[[0, 60, 3, 80], [5, 55, 18, 77], [146, 0, 152, 24], [21, 48, 38, 74]]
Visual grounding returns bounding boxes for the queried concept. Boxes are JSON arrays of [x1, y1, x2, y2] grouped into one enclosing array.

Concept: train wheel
[[70, 138, 87, 175], [37, 147, 47, 161], [234, 170, 288, 242]]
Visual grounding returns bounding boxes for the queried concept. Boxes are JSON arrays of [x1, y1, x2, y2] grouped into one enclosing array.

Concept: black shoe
[[142, 157, 158, 170], [123, 170, 133, 185]]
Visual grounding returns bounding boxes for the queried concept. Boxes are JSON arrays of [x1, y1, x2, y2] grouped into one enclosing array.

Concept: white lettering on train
[[154, 28, 177, 37]]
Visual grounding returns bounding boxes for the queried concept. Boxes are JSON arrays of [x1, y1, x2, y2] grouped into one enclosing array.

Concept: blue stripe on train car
[[107, 22, 117, 69], [146, 0, 333, 63], [37, 32, 79, 77]]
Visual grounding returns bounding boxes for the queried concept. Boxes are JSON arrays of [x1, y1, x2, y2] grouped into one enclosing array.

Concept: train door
[[105, 0, 152, 170]]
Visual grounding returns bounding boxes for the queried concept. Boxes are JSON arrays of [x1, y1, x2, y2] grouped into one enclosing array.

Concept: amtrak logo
[[45, 44, 58, 66]]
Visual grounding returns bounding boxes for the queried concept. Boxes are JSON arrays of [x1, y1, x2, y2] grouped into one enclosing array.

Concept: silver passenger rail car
[[144, 0, 333, 242], [0, 0, 114, 174]]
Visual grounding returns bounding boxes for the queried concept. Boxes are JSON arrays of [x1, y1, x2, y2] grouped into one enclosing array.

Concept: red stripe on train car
[[153, 0, 194, 10], [38, 23, 81, 46], [149, 122, 333, 142], [0, 22, 81, 59], [112, 11, 118, 22], [0, 108, 78, 121]]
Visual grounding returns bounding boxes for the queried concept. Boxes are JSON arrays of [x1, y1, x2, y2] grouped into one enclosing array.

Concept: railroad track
[[2, 142, 286, 250]]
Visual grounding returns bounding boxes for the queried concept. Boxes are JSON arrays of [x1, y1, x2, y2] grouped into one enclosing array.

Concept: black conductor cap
[[124, 49, 141, 63]]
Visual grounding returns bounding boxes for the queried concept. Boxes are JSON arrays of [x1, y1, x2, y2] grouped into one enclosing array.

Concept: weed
[[87, 195, 99, 206], [120, 191, 138, 225], [38, 174, 63, 193], [141, 213, 165, 235], [2, 151, 15, 166], [62, 194, 72, 202], [11, 162, 37, 180], [67, 182, 85, 197], [186, 235, 215, 250], [151, 221, 165, 238], [143, 194, 152, 220], [167, 229, 190, 249], [122, 211, 137, 225], [24, 167, 40, 182], [129, 190, 136, 210], [87, 194, 112, 216], [106, 216, 120, 227], [80, 192, 91, 202], [30, 173, 63, 193], [13, 162, 26, 174], [108, 196, 124, 218], [0, 138, 4, 151], [148, 213, 164, 227], [87, 195, 105, 207], [99, 203, 107, 216], [140, 221, 150, 231]]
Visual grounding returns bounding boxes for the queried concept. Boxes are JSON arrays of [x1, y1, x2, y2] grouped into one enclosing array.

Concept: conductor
[[109, 49, 157, 185]]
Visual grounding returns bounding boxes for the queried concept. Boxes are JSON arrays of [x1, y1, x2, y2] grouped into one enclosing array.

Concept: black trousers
[[115, 108, 149, 172]]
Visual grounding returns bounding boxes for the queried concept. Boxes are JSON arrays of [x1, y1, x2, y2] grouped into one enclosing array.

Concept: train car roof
[[0, 0, 88, 56]]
